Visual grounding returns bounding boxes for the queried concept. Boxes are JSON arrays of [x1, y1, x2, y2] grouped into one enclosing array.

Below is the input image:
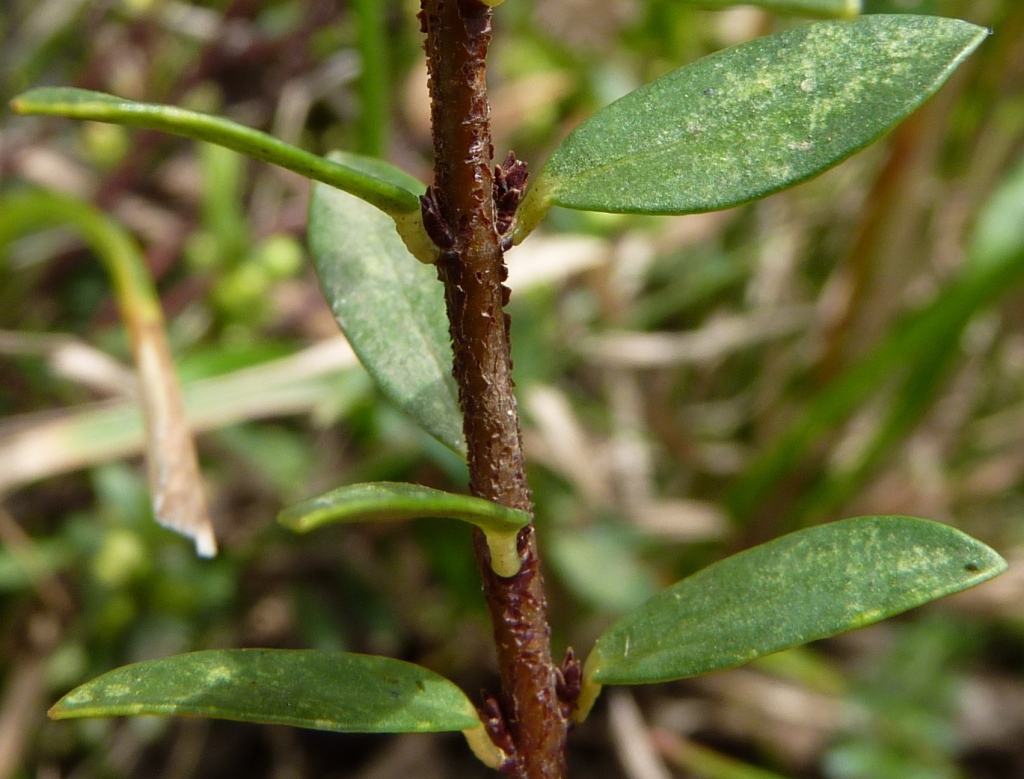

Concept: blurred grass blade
[[0, 338, 361, 496], [308, 177, 465, 456], [785, 155, 1024, 525], [0, 509, 75, 598], [517, 16, 985, 235], [674, 0, 860, 17], [547, 525, 660, 614], [280, 482, 530, 577], [580, 517, 1004, 715], [970, 152, 1024, 271], [49, 649, 481, 733], [198, 142, 249, 259], [655, 728, 796, 779], [9, 87, 423, 216], [353, 0, 388, 158], [727, 160, 1024, 526], [788, 334, 961, 528], [0, 191, 215, 557]]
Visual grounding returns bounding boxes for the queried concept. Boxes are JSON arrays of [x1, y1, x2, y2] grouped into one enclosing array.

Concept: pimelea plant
[[9, 1, 1007, 777]]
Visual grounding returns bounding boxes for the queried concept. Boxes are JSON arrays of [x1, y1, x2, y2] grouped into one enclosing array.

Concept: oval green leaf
[[677, 0, 860, 18], [280, 482, 529, 577], [10, 88, 423, 216], [308, 180, 465, 456], [586, 517, 1005, 687], [519, 15, 986, 230], [49, 649, 480, 734]]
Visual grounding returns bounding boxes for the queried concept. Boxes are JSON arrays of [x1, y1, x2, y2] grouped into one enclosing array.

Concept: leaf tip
[[968, 544, 1008, 581], [941, 522, 1006, 585], [48, 686, 90, 720], [276, 506, 302, 531], [9, 95, 30, 115], [193, 526, 219, 558], [153, 503, 218, 558], [9, 87, 71, 116], [276, 501, 320, 534]]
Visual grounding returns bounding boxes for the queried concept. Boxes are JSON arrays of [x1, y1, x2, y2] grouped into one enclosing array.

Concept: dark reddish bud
[[556, 647, 582, 720], [480, 692, 519, 773], [494, 151, 529, 238], [421, 186, 455, 249]]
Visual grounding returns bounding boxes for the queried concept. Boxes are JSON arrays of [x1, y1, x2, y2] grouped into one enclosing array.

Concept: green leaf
[[10, 88, 423, 216], [280, 482, 529, 577], [518, 15, 986, 232], [49, 649, 480, 734], [584, 517, 1004, 688], [675, 0, 860, 17], [308, 179, 465, 456]]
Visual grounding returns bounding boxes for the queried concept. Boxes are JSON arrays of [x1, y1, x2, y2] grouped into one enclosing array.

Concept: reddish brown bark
[[418, 1, 568, 777]]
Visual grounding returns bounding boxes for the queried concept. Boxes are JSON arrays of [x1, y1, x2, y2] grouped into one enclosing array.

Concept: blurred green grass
[[1, 1, 1023, 778]]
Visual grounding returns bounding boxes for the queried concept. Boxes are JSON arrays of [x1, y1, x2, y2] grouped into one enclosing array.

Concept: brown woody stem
[[418, 1, 568, 776]]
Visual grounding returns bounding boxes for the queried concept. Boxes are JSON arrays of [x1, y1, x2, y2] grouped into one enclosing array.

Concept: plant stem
[[418, 1, 568, 776]]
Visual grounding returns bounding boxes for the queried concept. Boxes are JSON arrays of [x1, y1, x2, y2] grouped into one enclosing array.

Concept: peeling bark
[[419, 1, 569, 776]]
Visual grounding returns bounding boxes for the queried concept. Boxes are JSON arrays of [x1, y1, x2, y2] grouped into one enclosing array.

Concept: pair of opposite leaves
[[11, 15, 989, 548], [13, 10, 1005, 765]]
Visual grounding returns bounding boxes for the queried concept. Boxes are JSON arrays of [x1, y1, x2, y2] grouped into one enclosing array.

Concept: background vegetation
[[1, 0, 1022, 777]]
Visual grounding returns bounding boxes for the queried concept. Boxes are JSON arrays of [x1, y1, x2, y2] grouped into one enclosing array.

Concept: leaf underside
[[280, 481, 528, 535], [10, 88, 423, 216], [50, 649, 480, 734], [308, 180, 465, 456], [279, 482, 529, 576], [532, 15, 986, 216], [588, 516, 1006, 685]]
